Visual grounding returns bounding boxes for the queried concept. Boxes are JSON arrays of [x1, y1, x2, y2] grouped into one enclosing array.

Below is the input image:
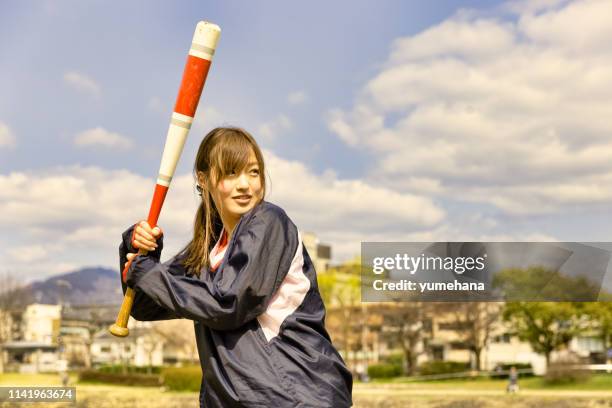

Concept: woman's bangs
[[212, 133, 254, 178]]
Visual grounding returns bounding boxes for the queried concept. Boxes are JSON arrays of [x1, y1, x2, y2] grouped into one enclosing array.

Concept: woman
[[119, 127, 353, 407]]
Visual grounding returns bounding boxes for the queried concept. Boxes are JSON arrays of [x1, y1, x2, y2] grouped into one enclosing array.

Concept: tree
[[153, 319, 199, 364], [0, 273, 33, 373], [495, 266, 598, 368], [503, 301, 582, 367], [579, 302, 612, 363], [140, 333, 160, 374], [493, 266, 600, 302], [379, 302, 427, 376], [318, 262, 361, 371], [449, 302, 502, 371]]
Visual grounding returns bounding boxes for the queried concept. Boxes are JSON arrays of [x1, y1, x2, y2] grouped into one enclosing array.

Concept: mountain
[[28, 267, 123, 306]]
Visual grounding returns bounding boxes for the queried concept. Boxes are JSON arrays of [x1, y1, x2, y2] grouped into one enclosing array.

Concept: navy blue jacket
[[119, 201, 353, 407]]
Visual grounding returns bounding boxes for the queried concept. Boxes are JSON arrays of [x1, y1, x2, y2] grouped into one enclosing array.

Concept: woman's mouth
[[233, 195, 252, 204]]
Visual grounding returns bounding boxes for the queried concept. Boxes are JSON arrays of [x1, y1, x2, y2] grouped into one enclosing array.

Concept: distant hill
[[28, 267, 123, 306]]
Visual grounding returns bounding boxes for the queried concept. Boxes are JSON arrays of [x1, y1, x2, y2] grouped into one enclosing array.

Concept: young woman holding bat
[[119, 127, 353, 407]]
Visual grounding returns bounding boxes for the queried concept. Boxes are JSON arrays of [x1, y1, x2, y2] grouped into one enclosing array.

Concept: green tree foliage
[[496, 266, 609, 367], [317, 262, 361, 368], [578, 302, 612, 361], [503, 301, 582, 367], [493, 266, 600, 301]]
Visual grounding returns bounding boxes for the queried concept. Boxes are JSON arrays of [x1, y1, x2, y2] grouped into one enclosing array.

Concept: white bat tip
[[193, 21, 221, 50], [197, 21, 221, 34]]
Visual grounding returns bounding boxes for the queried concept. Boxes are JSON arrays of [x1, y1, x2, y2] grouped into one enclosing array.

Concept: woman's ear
[[196, 171, 206, 189]]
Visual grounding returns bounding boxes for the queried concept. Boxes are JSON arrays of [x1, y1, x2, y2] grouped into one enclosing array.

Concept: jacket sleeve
[[119, 224, 180, 321], [127, 206, 299, 330]]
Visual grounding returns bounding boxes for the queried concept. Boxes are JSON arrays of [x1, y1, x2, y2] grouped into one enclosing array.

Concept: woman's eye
[[250, 169, 260, 175]]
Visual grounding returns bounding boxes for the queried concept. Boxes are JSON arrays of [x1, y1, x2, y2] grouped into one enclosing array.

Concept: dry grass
[[352, 396, 612, 408], [1, 374, 611, 407]]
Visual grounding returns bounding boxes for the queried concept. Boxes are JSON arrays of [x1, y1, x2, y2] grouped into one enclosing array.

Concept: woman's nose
[[236, 174, 249, 189]]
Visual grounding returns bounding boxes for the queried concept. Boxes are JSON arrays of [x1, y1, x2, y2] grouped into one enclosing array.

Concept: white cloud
[[0, 122, 16, 148], [265, 149, 444, 232], [518, 0, 612, 53], [63, 71, 101, 97], [327, 109, 359, 147], [74, 127, 133, 150], [503, 0, 571, 14], [288, 90, 308, 105], [192, 106, 230, 134], [314, 219, 557, 262], [0, 152, 446, 278], [327, 0, 612, 215], [6, 245, 49, 263], [389, 19, 515, 63], [257, 115, 293, 142], [0, 166, 198, 281]]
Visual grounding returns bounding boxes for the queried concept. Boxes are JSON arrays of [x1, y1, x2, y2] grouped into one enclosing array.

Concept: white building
[[302, 232, 332, 273], [2, 342, 59, 373], [22, 304, 61, 344], [90, 326, 164, 367], [1, 304, 62, 373]]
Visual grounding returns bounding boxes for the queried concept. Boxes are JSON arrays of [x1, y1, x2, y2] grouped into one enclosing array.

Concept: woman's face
[[207, 148, 263, 225]]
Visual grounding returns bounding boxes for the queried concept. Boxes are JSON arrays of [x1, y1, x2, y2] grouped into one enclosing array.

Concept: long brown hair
[[183, 127, 266, 276]]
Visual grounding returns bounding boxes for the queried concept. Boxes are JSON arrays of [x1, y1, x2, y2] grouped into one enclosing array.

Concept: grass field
[[378, 374, 612, 391], [1, 373, 611, 407]]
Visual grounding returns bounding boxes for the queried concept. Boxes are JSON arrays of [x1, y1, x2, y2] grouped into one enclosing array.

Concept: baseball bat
[[109, 21, 221, 337]]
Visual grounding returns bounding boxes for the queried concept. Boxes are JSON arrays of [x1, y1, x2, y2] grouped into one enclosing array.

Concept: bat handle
[[109, 288, 133, 337], [109, 247, 148, 337], [110, 186, 165, 338]]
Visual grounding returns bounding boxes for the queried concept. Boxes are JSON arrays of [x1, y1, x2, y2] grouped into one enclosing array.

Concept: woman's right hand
[[120, 221, 163, 284], [131, 221, 162, 252]]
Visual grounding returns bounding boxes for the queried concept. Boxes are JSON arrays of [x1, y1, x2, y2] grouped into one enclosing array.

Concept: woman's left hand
[[124, 252, 138, 270]]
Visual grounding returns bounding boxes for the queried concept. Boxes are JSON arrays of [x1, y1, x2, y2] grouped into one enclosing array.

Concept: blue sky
[[0, 0, 497, 177], [3, 0, 612, 288]]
